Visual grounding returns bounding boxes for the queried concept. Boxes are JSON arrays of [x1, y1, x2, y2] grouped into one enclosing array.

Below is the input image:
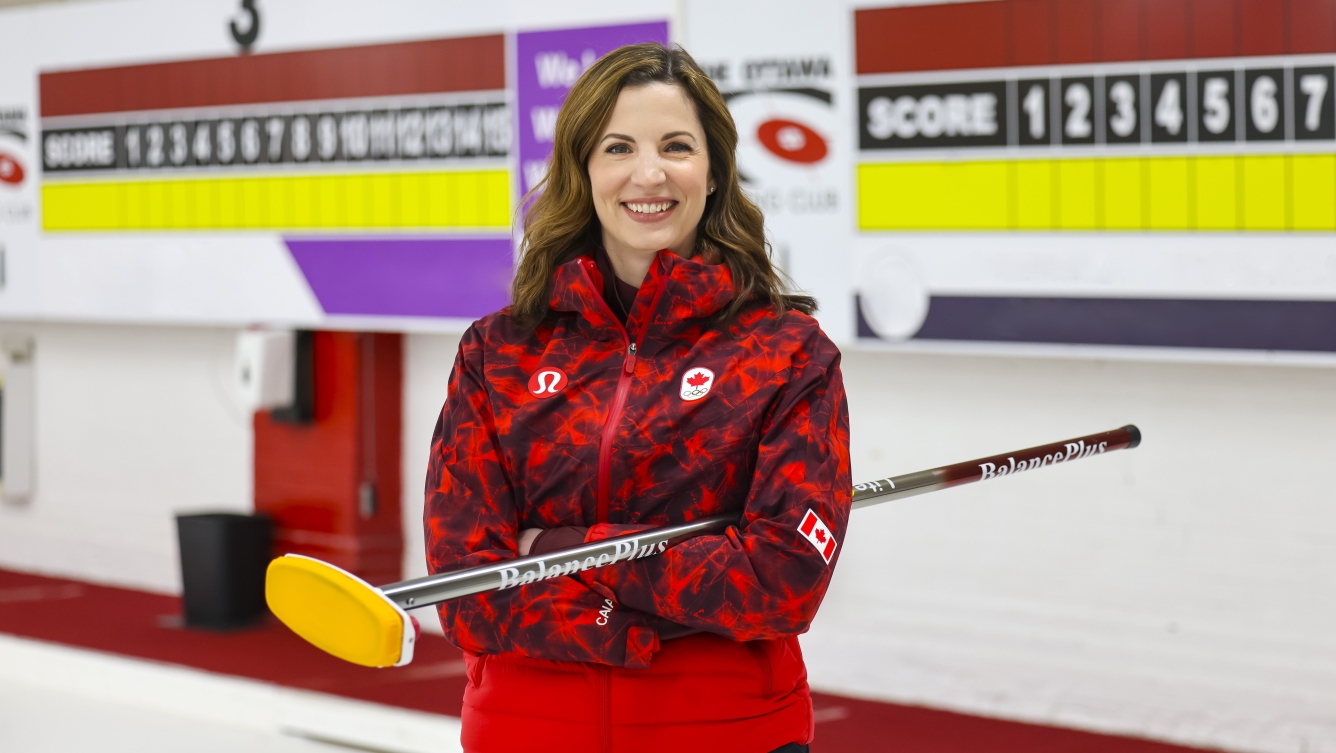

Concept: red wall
[[254, 332, 403, 585]]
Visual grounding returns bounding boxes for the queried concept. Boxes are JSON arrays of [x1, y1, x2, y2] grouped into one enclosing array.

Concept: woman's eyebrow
[[661, 131, 697, 141], [601, 133, 635, 143]]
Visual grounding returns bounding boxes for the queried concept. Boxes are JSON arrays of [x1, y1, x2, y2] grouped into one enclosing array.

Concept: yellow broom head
[[265, 554, 415, 668]]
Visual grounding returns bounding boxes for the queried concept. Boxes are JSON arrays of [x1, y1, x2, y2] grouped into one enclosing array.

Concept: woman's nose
[[631, 152, 666, 186]]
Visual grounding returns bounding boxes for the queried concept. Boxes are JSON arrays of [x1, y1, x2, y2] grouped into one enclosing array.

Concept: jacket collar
[[549, 249, 734, 338]]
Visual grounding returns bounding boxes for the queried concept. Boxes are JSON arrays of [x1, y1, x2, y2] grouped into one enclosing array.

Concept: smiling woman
[[424, 43, 849, 753], [510, 43, 815, 328], [586, 82, 714, 285]]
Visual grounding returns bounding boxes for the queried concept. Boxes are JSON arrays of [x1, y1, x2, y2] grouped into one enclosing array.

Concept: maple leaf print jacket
[[425, 249, 852, 670]]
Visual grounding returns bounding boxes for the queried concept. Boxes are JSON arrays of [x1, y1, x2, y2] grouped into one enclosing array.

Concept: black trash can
[[175, 513, 273, 629]]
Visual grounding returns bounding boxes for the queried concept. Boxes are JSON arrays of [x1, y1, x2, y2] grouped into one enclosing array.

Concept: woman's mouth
[[621, 200, 678, 222]]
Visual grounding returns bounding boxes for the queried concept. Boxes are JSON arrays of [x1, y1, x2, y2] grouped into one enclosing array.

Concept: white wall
[[0, 322, 252, 593], [401, 332, 462, 634], [805, 348, 1336, 753]]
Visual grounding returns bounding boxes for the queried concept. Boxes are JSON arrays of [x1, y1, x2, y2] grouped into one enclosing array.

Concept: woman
[[425, 43, 851, 752]]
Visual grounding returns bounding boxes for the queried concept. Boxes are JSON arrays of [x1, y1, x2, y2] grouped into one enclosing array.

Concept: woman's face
[[587, 82, 713, 276]]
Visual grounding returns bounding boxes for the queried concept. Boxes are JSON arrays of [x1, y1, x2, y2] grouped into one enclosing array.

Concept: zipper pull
[[623, 342, 637, 374]]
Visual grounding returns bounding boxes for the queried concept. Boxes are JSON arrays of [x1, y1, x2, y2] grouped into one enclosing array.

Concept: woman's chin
[[608, 231, 688, 256]]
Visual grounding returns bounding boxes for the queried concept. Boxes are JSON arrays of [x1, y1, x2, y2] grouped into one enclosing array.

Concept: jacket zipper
[[581, 259, 667, 524], [596, 339, 636, 523], [581, 261, 639, 525]]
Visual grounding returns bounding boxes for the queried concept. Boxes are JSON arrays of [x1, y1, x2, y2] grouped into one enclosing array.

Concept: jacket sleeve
[[577, 322, 852, 642], [424, 325, 659, 668]]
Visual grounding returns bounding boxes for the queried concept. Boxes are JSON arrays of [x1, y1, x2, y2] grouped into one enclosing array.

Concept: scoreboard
[[37, 36, 512, 235], [0, 1, 670, 328], [853, 0, 1336, 356]]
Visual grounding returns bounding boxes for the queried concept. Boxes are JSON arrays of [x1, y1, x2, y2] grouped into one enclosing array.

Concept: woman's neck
[[602, 233, 695, 287], [604, 250, 653, 287]]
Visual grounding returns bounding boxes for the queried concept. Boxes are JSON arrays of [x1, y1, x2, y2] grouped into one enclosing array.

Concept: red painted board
[[1099, 0, 1144, 61], [39, 66, 118, 118], [855, 2, 1010, 74], [854, 0, 1322, 73], [1239, 0, 1288, 55], [40, 34, 504, 118], [1008, 0, 1055, 66], [1145, 0, 1191, 59], [1055, 0, 1099, 63], [1192, 0, 1240, 58], [1289, 0, 1336, 52]]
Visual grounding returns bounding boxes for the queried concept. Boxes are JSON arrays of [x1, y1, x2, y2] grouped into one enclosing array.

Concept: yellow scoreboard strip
[[42, 169, 512, 232], [858, 154, 1336, 232]]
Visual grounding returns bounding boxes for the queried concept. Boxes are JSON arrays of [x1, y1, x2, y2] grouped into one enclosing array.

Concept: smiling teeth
[[627, 202, 673, 213]]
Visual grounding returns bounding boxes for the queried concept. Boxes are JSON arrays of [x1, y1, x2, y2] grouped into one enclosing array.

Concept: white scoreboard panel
[[0, 0, 671, 329], [853, 0, 1336, 359]]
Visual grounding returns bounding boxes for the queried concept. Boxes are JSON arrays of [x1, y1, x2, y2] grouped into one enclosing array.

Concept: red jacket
[[425, 250, 851, 751]]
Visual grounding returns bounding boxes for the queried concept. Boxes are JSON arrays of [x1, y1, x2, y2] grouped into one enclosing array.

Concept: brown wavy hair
[[509, 43, 816, 328]]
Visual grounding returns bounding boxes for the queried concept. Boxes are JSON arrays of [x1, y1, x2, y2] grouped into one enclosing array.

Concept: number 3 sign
[[230, 0, 260, 52]]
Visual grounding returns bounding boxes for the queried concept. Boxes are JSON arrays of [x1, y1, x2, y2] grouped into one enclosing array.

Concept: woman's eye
[[665, 142, 692, 153], [606, 143, 631, 154]]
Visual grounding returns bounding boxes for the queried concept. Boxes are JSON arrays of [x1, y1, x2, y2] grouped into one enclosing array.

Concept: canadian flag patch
[[679, 367, 715, 401], [798, 509, 837, 563]]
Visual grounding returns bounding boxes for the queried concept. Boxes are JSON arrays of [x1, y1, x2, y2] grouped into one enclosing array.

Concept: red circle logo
[[757, 119, 828, 164], [527, 368, 568, 398], [0, 153, 23, 185]]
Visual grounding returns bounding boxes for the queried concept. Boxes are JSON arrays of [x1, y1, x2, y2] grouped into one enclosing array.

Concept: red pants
[[461, 632, 814, 752]]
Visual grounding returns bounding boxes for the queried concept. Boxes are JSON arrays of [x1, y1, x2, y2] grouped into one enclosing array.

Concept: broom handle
[[381, 425, 1141, 609]]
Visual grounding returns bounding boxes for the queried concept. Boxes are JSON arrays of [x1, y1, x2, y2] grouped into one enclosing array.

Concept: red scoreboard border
[[39, 34, 507, 118], [856, 0, 1336, 75]]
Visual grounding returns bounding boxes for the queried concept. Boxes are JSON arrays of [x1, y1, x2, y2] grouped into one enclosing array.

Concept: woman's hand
[[517, 528, 542, 556], [518, 526, 591, 556]]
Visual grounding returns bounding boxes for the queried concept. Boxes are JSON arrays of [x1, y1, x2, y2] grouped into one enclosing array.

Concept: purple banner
[[286, 237, 513, 319], [515, 21, 670, 196]]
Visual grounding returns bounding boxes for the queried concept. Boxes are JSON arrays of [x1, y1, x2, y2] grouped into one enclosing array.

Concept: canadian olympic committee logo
[[527, 368, 568, 398], [679, 368, 715, 401]]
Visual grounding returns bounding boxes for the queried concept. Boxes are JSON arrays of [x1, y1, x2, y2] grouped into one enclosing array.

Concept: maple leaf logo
[[813, 528, 826, 544], [680, 367, 716, 402]]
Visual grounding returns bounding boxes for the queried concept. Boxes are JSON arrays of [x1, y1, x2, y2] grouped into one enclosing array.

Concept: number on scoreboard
[[1104, 74, 1139, 145], [1060, 76, 1096, 145], [1150, 73, 1188, 143], [1244, 68, 1287, 141], [1294, 66, 1335, 141], [1017, 78, 1051, 147], [1197, 70, 1236, 142]]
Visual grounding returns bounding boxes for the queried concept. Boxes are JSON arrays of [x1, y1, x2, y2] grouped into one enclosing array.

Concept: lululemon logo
[[527, 368, 568, 398]]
